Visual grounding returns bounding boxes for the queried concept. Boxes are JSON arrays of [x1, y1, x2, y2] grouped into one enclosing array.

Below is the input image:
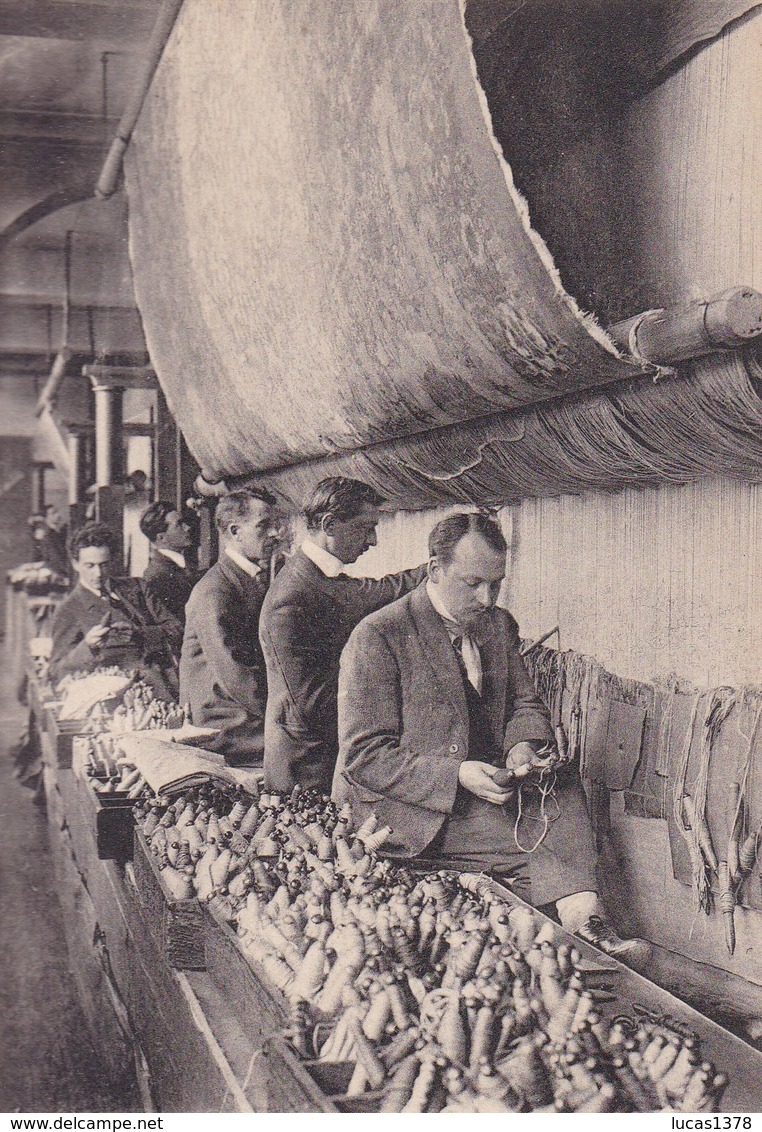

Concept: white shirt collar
[[426, 579, 461, 632], [301, 538, 345, 578], [225, 546, 266, 579], [157, 548, 186, 570]]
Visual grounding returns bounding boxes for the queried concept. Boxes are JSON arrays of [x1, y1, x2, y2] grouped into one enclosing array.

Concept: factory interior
[[2, 0, 762, 1115]]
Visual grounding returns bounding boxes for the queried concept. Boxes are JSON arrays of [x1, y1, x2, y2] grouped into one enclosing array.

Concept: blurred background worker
[[28, 505, 69, 580], [49, 521, 183, 700]]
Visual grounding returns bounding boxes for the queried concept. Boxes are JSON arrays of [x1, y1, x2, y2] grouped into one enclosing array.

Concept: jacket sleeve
[[348, 564, 429, 618], [142, 562, 174, 616], [49, 601, 95, 682], [261, 593, 330, 729], [137, 581, 184, 658], [189, 587, 265, 714], [338, 619, 461, 813], [502, 618, 555, 752]]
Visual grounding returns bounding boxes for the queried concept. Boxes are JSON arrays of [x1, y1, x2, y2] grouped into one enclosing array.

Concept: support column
[[30, 461, 53, 515], [154, 388, 178, 506], [89, 374, 125, 567], [64, 423, 92, 531], [91, 377, 124, 488], [82, 364, 157, 573]]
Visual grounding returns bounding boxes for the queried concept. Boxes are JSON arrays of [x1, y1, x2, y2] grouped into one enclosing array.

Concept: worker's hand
[[83, 614, 111, 649], [106, 620, 138, 646], [458, 760, 515, 805], [505, 741, 540, 777]]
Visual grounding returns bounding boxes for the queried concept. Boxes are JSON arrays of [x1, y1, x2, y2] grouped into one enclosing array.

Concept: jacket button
[[449, 743, 459, 754]]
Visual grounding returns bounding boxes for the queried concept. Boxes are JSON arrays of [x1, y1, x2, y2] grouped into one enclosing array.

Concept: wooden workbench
[[39, 721, 341, 1112], [37, 712, 762, 1113]]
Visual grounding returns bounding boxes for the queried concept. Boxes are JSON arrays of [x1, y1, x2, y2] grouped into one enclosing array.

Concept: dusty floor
[[0, 650, 140, 1113]]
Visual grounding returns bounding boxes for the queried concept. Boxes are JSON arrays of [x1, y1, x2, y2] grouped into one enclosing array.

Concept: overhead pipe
[[95, 0, 186, 200], [607, 286, 762, 367]]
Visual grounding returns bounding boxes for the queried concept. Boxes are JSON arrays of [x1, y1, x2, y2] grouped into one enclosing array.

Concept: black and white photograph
[[1, 0, 762, 1118]]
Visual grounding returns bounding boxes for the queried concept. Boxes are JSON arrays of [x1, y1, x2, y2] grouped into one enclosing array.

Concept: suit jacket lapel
[[477, 613, 509, 747], [409, 585, 468, 724], [218, 554, 266, 608]]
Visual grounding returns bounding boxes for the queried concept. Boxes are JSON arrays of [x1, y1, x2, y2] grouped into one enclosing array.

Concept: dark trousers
[[416, 774, 598, 907]]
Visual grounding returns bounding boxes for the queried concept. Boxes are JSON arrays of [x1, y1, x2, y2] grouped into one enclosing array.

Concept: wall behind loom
[[518, 7, 762, 323], [345, 477, 760, 691], [506, 479, 761, 689], [504, 10, 762, 690]]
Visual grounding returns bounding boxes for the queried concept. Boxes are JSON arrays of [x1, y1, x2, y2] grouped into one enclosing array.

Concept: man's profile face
[[159, 509, 193, 552], [327, 504, 380, 564], [429, 532, 505, 629], [74, 545, 111, 595], [230, 500, 278, 564]]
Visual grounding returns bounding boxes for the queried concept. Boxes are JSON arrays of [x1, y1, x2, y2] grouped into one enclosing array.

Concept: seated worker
[[333, 511, 648, 964], [180, 488, 280, 765], [260, 476, 428, 795], [49, 521, 183, 700], [139, 501, 199, 625]]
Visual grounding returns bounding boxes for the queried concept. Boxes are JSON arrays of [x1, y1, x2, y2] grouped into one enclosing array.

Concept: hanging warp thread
[[730, 696, 762, 883], [672, 693, 714, 913]]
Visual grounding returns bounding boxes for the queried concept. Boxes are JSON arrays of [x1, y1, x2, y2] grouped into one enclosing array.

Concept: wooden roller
[[608, 287, 762, 366]]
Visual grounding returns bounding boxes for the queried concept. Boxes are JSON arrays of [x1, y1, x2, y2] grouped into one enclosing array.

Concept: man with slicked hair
[[333, 511, 649, 965], [140, 501, 199, 625], [180, 488, 280, 765], [260, 476, 427, 794]]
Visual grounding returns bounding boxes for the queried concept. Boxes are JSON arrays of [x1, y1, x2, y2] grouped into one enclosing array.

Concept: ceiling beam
[[0, 109, 118, 145], [0, 292, 139, 314], [0, 349, 52, 375], [0, 1, 155, 44]]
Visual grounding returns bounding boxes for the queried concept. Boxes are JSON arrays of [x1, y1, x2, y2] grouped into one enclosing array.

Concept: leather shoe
[[574, 914, 653, 970]]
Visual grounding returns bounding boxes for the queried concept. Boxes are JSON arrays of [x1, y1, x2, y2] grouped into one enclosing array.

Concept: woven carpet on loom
[[124, 0, 640, 486]]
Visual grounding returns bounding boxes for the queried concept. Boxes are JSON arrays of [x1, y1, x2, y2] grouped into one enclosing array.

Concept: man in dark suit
[[180, 488, 280, 765], [49, 521, 182, 701], [260, 477, 428, 795], [140, 501, 199, 625], [333, 511, 648, 962]]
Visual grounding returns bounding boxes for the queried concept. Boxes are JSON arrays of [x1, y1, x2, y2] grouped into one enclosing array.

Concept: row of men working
[[48, 477, 647, 960]]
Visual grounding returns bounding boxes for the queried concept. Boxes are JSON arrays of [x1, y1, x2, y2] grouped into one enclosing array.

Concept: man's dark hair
[[68, 521, 118, 561], [428, 512, 507, 566], [303, 477, 384, 531], [139, 500, 175, 543], [215, 487, 276, 534]]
